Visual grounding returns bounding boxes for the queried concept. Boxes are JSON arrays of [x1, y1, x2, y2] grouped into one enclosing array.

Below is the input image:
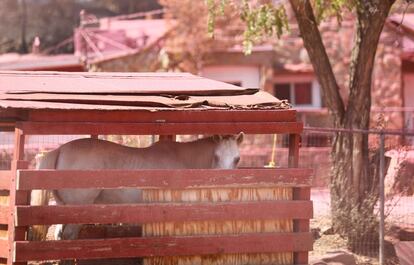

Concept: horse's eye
[[234, 156, 240, 165]]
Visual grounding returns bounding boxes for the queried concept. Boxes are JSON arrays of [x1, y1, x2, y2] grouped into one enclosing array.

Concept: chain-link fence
[[238, 106, 414, 265], [301, 126, 414, 265], [1, 113, 413, 264], [218, 127, 414, 264]]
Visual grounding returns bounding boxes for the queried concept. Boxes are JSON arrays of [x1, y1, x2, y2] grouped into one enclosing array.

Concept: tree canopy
[[0, 0, 161, 54], [205, 0, 402, 253]]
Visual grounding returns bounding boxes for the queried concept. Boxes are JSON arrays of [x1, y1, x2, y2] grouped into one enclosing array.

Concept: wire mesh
[[1, 113, 413, 265]]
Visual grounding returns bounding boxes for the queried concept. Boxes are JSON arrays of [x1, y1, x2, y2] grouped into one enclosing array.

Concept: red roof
[[99, 18, 168, 45], [75, 18, 171, 61], [0, 71, 289, 111]]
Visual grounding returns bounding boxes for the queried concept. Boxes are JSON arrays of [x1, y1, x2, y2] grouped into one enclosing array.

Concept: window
[[274, 81, 321, 108]]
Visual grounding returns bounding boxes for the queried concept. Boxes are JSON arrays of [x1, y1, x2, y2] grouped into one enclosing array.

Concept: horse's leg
[[55, 188, 101, 239], [95, 189, 143, 240], [54, 224, 63, 240], [61, 224, 82, 240]]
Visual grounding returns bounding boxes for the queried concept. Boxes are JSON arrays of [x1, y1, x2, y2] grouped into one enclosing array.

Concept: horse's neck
[[177, 138, 216, 168], [129, 138, 216, 169]]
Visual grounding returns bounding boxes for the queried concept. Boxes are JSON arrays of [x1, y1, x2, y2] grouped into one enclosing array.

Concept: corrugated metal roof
[[0, 71, 289, 111]]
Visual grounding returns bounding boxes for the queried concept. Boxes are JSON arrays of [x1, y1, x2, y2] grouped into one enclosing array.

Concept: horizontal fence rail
[[16, 121, 303, 135], [27, 109, 297, 123], [15, 201, 313, 226], [17, 168, 313, 190], [0, 206, 8, 225], [0, 239, 8, 258], [14, 232, 313, 261], [9, 167, 313, 263], [0, 171, 11, 190]]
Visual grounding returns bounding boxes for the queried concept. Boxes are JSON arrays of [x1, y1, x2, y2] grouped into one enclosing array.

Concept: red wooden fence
[[0, 171, 11, 263], [3, 168, 313, 264]]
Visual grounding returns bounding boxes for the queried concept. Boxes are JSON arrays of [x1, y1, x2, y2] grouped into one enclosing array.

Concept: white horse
[[31, 133, 244, 240]]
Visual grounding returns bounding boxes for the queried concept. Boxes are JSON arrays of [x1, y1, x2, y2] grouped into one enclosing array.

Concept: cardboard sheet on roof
[[0, 71, 290, 110]]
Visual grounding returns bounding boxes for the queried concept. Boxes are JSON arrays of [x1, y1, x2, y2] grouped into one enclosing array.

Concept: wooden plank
[[75, 261, 308, 265], [17, 168, 313, 190], [12, 129, 24, 162], [14, 232, 313, 261], [16, 121, 303, 135], [159, 135, 176, 141], [0, 172, 11, 190], [293, 187, 311, 265], [15, 200, 313, 226], [9, 128, 29, 265], [0, 109, 27, 123], [288, 133, 300, 168], [288, 132, 310, 264], [0, 224, 7, 239], [0, 206, 8, 225], [27, 109, 297, 123], [0, 240, 8, 258]]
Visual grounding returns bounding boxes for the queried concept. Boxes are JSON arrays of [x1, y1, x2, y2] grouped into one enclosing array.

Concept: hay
[[28, 190, 51, 241], [143, 187, 293, 265], [0, 194, 8, 205], [0, 191, 8, 239]]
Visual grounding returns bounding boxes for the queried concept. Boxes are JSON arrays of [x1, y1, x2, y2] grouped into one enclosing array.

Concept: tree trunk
[[289, 0, 395, 252], [331, 129, 380, 252], [331, 2, 394, 252]]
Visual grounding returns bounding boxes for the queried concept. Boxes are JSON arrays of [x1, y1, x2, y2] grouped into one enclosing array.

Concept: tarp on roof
[[0, 71, 290, 111]]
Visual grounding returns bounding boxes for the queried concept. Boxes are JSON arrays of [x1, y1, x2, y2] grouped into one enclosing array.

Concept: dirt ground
[[311, 221, 402, 265], [28, 187, 412, 265]]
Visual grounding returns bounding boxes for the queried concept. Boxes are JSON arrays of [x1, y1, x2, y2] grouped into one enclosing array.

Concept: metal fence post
[[379, 132, 385, 265]]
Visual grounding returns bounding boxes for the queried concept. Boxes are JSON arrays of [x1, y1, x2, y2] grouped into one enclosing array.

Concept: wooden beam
[[288, 133, 300, 168], [17, 168, 313, 190], [27, 109, 297, 123], [158, 135, 175, 141], [15, 201, 313, 226], [0, 123, 15, 127], [9, 128, 29, 265], [12, 129, 24, 162], [0, 172, 11, 190], [0, 240, 8, 258], [15, 121, 303, 135], [294, 187, 311, 265], [14, 232, 313, 261], [0, 206, 8, 225]]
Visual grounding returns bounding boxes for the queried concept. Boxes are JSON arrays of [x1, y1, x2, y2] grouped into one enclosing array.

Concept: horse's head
[[211, 132, 244, 169]]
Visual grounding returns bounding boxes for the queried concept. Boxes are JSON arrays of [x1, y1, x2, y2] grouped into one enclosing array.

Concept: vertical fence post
[[379, 132, 385, 265], [8, 128, 29, 265], [289, 133, 309, 265]]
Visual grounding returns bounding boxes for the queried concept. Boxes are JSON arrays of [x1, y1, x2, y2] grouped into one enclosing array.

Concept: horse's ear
[[236, 132, 244, 145], [212, 135, 222, 143]]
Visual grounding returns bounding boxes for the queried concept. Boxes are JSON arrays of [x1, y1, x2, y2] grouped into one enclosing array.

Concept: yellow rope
[[265, 134, 277, 168]]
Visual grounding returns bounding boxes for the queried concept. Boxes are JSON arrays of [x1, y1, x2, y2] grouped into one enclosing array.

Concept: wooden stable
[[0, 71, 312, 265]]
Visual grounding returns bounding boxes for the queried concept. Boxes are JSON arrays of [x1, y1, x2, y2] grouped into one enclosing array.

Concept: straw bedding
[[142, 187, 293, 265]]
